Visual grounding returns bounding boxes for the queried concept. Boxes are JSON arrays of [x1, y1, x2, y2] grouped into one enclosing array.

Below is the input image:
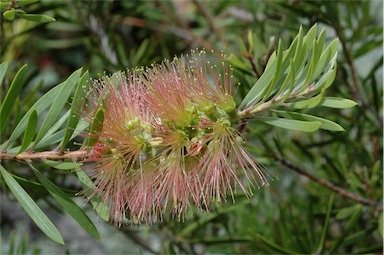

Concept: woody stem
[[275, 156, 381, 210], [0, 150, 88, 160]]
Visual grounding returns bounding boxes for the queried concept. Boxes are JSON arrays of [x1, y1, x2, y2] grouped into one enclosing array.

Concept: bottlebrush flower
[[82, 50, 269, 225], [83, 73, 157, 224]]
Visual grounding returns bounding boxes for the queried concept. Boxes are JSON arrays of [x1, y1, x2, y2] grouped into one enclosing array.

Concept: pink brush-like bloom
[[197, 118, 268, 203], [83, 50, 269, 225], [83, 73, 157, 224]]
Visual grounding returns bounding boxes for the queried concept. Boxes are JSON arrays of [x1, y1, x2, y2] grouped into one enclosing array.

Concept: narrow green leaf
[[274, 48, 296, 102], [18, 0, 39, 6], [313, 39, 339, 79], [353, 39, 383, 59], [132, 39, 149, 66], [370, 161, 381, 189], [292, 26, 318, 93], [241, 54, 277, 107], [12, 174, 48, 194], [296, 24, 317, 72], [344, 204, 362, 232], [261, 117, 321, 132], [20, 235, 29, 255], [320, 97, 357, 108], [301, 114, 345, 131], [17, 109, 37, 154], [33, 68, 82, 148], [9, 232, 16, 255], [115, 36, 129, 66], [336, 205, 358, 220], [7, 81, 65, 147], [168, 242, 177, 255], [17, 13, 56, 23], [290, 91, 324, 109], [303, 24, 318, 51], [31, 166, 100, 239], [261, 39, 283, 103], [254, 234, 296, 254], [12, 173, 76, 197], [343, 230, 368, 245], [252, 33, 265, 60], [0, 64, 28, 132], [304, 40, 318, 85], [0, 61, 9, 86], [43, 159, 82, 170], [247, 30, 254, 52], [316, 28, 326, 55], [316, 194, 334, 254], [0, 164, 64, 244], [87, 108, 104, 147], [280, 58, 296, 104], [35, 119, 88, 150], [34, 130, 66, 150], [227, 54, 249, 71], [36, 110, 70, 148], [3, 9, 16, 21], [314, 62, 337, 90], [292, 26, 304, 71], [61, 71, 90, 150], [274, 110, 345, 131], [75, 168, 110, 222]]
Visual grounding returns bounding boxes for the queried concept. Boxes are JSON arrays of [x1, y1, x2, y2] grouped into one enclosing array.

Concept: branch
[[332, 23, 360, 102], [244, 53, 262, 79], [275, 156, 381, 210], [0, 150, 87, 160], [237, 84, 316, 118]]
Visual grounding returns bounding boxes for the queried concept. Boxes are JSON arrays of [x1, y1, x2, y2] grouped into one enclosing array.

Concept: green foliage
[[17, 13, 55, 23], [1, 0, 55, 23], [0, 61, 9, 86], [239, 25, 350, 133], [0, 64, 28, 132], [0, 63, 94, 245], [5, 80, 65, 147], [17, 109, 37, 154], [0, 164, 64, 245], [320, 97, 358, 108], [61, 71, 89, 150], [86, 108, 104, 147], [32, 68, 82, 148], [75, 167, 110, 222], [31, 165, 100, 239], [261, 117, 321, 132]]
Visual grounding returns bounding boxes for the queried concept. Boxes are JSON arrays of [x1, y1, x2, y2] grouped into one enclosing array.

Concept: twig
[[0, 150, 87, 160], [244, 53, 262, 78], [332, 23, 361, 102], [275, 156, 381, 210]]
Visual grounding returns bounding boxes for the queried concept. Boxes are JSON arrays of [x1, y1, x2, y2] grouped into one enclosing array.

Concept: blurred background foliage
[[0, 0, 382, 254]]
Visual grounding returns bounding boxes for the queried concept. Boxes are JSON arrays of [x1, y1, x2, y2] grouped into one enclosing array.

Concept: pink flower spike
[[81, 50, 270, 225], [197, 119, 269, 205], [83, 72, 156, 224]]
